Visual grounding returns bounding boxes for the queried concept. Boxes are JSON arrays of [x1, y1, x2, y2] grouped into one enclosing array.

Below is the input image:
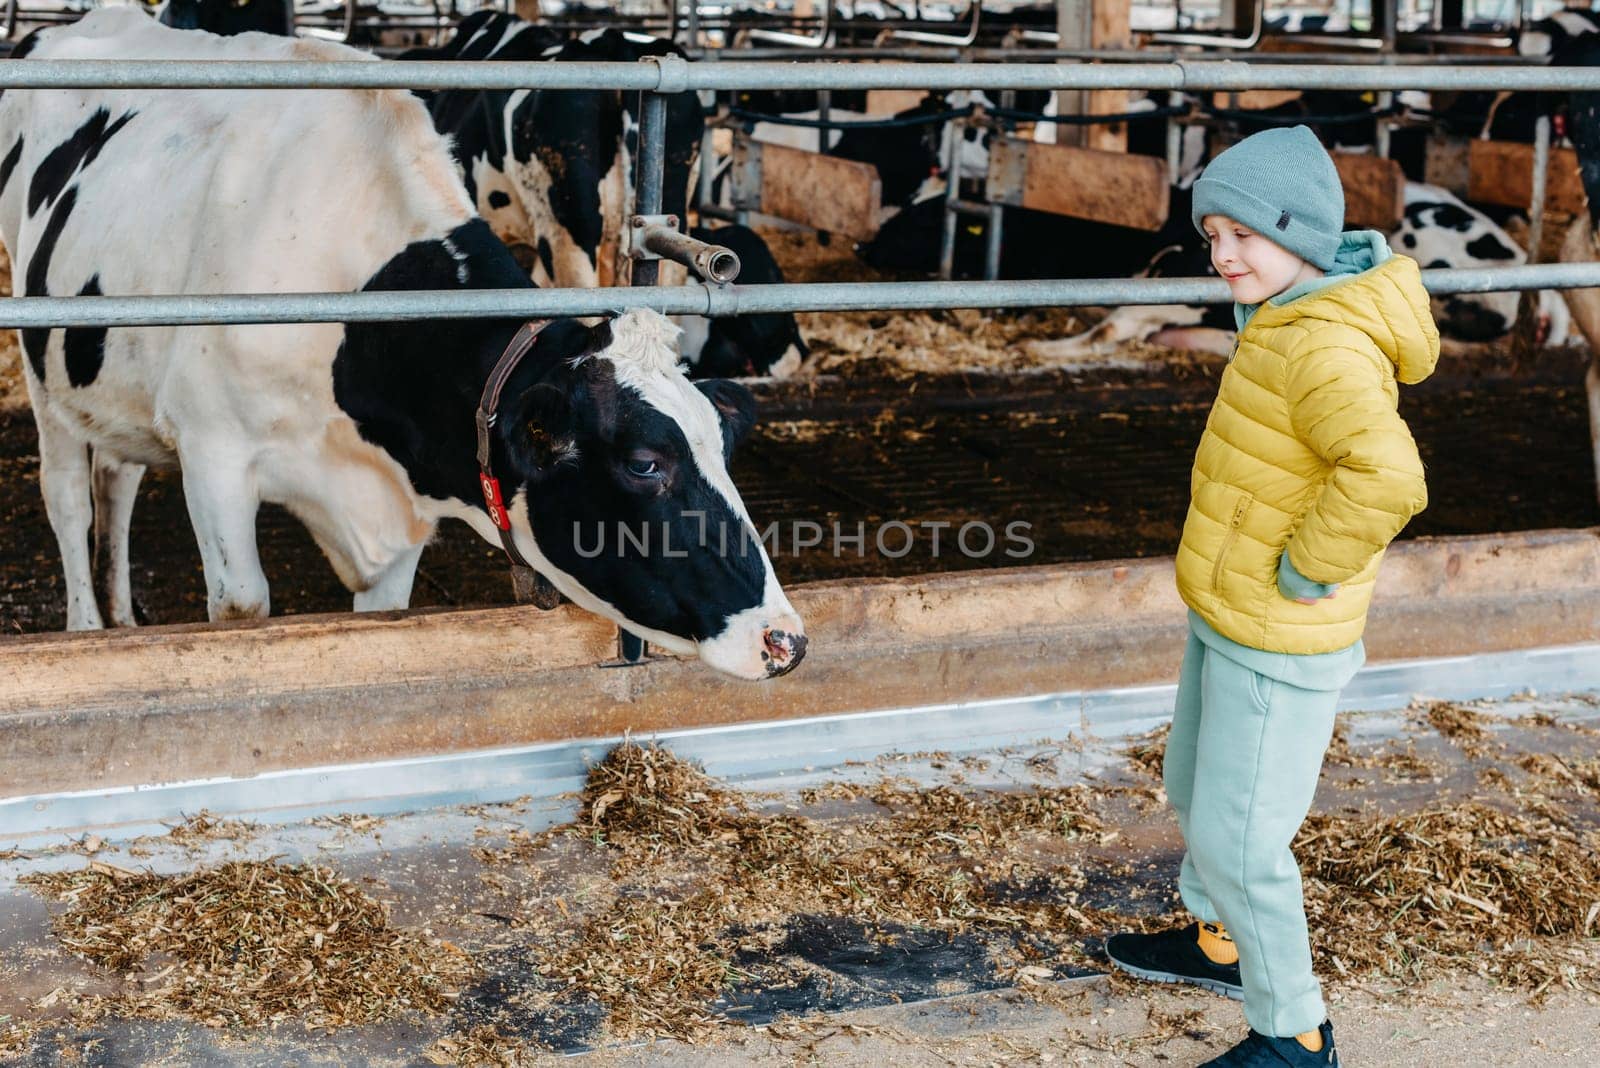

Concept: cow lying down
[[1026, 183, 1572, 363], [1, 10, 805, 680]]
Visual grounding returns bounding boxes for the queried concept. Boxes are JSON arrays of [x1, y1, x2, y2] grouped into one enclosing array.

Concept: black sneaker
[[1103, 922, 1244, 999], [1202, 1021, 1339, 1066]]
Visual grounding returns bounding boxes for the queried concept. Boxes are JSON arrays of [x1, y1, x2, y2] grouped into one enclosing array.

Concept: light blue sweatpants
[[1162, 627, 1341, 1037]]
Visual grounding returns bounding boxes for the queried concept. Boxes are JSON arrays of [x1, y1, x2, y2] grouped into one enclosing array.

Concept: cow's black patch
[[20, 185, 79, 381], [1425, 259, 1452, 269], [1404, 200, 1476, 232], [20, 328, 46, 382], [0, 136, 24, 199], [63, 276, 107, 388], [28, 108, 135, 217], [334, 218, 541, 511], [688, 225, 808, 378], [1440, 297, 1509, 341], [160, 0, 292, 36], [26, 185, 76, 298], [487, 190, 511, 209], [9, 26, 46, 60], [536, 237, 554, 282], [1401, 232, 1417, 249], [1464, 232, 1517, 261]]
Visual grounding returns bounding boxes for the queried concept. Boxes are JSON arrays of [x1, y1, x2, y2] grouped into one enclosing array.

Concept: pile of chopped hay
[[531, 742, 1118, 1040], [162, 811, 259, 849], [1424, 701, 1496, 757], [1297, 802, 1600, 995], [1324, 725, 1444, 783], [1123, 724, 1170, 780], [1517, 752, 1600, 797], [754, 225, 1208, 377], [0, 1018, 33, 1059], [798, 306, 1101, 378], [579, 738, 744, 864], [23, 860, 472, 1029], [424, 1023, 529, 1067]]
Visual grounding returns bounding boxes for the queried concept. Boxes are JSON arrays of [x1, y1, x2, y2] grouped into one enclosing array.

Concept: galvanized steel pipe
[[3, 263, 1600, 327], [8, 59, 1600, 92], [638, 224, 742, 283]]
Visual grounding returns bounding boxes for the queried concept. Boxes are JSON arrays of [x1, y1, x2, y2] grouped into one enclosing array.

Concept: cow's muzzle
[[762, 627, 808, 678]]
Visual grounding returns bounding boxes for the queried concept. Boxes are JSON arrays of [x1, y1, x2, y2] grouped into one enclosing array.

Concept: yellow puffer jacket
[[1175, 240, 1440, 654]]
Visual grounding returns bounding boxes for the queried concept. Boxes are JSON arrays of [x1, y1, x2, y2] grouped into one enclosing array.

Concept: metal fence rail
[[3, 58, 1600, 327], [5, 265, 1600, 328], [8, 58, 1600, 91]]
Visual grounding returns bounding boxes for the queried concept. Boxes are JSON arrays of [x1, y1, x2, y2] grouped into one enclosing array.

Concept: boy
[[1104, 126, 1440, 1066]]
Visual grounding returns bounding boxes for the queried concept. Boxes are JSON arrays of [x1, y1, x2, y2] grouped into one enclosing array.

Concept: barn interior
[[2, 1, 1600, 1063], [2, 0, 1598, 627]]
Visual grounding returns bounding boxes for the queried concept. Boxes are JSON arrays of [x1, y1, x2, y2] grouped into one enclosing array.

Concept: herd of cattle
[[5, 2, 1600, 676]]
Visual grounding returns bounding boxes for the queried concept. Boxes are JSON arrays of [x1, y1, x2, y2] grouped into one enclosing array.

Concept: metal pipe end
[[699, 249, 742, 285]]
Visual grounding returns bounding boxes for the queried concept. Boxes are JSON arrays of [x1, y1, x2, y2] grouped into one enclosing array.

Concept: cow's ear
[[696, 379, 757, 459], [503, 382, 578, 479]]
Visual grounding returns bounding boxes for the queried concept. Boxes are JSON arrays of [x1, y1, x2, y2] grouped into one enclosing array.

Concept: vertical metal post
[[1375, 0, 1397, 53], [1376, 90, 1393, 159], [817, 88, 832, 154], [1529, 113, 1551, 265], [698, 120, 716, 220], [633, 89, 669, 288], [984, 202, 1004, 282], [1165, 91, 1183, 183], [615, 86, 671, 664], [1055, 0, 1091, 147], [685, 0, 700, 50], [938, 113, 963, 281]]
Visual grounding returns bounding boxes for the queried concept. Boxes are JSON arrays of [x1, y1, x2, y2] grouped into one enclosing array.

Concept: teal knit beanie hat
[[1190, 125, 1345, 271]]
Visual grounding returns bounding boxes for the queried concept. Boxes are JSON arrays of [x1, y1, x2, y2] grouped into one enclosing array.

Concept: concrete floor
[[2, 693, 1597, 1065]]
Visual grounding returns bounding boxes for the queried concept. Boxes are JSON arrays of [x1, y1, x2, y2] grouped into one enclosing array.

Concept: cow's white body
[[2, 11, 493, 628]]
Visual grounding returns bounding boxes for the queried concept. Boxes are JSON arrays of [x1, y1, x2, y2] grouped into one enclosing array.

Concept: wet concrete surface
[[0, 357, 1596, 634], [1, 694, 1596, 1063]]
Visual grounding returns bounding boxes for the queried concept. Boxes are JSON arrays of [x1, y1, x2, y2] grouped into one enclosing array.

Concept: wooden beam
[[1084, 0, 1132, 154], [987, 137, 1170, 231], [866, 90, 928, 116], [1332, 152, 1407, 231], [4, 529, 1598, 802], [1468, 139, 1588, 215], [737, 140, 883, 241]]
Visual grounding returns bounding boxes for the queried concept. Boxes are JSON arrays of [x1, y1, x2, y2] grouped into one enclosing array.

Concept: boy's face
[[1202, 214, 1322, 305]]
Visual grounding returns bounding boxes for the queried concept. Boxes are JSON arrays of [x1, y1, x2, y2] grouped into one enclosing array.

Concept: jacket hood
[[1248, 231, 1441, 385]]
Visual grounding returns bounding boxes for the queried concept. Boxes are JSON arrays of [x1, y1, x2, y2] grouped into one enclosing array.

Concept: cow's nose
[[762, 627, 807, 677]]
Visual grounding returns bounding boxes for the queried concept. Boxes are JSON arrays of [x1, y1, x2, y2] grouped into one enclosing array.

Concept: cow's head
[[497, 309, 805, 680]]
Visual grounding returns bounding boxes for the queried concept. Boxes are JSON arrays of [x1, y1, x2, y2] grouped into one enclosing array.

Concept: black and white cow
[[157, 0, 294, 36], [1025, 182, 1569, 361], [1395, 184, 1569, 347], [1428, 9, 1600, 142], [402, 14, 702, 292], [408, 14, 808, 379], [1, 10, 805, 681], [682, 224, 808, 378]]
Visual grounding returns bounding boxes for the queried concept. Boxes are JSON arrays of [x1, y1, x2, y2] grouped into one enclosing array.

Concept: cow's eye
[[626, 457, 661, 478]]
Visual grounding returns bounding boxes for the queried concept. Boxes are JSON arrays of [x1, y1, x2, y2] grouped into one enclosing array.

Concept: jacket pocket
[[1210, 492, 1254, 592]]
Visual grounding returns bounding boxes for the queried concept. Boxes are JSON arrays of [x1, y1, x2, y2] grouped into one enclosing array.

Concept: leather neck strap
[[475, 320, 558, 603]]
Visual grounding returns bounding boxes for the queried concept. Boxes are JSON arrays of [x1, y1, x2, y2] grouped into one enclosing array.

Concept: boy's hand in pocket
[[1277, 552, 1339, 606]]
